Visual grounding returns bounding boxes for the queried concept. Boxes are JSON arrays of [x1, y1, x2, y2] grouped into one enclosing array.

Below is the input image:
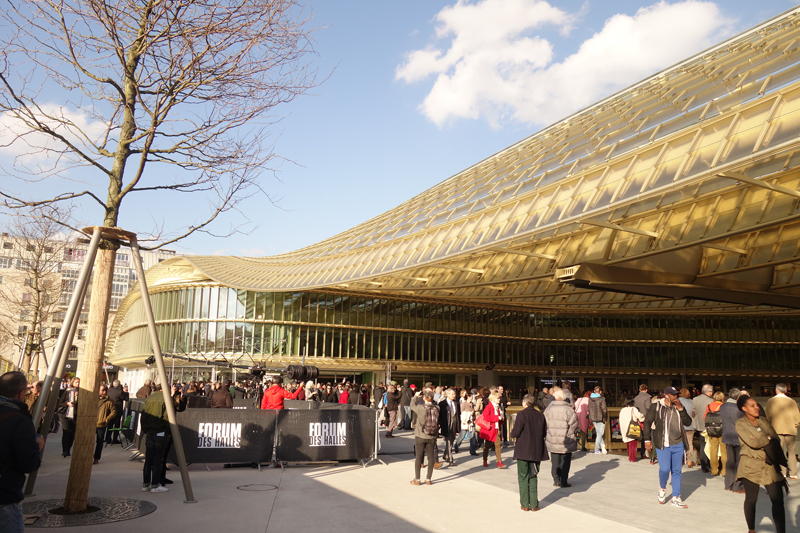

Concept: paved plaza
[[23, 426, 799, 532]]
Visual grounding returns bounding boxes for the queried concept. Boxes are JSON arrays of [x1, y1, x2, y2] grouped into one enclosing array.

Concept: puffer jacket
[[544, 400, 578, 453], [97, 396, 116, 428], [588, 395, 607, 422]]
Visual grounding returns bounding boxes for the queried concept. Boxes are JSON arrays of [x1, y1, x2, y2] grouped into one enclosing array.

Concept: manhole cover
[[237, 484, 278, 491], [22, 497, 156, 528]]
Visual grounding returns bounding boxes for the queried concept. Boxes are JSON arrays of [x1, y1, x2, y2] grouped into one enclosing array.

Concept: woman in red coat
[[479, 390, 506, 468], [338, 385, 350, 404]]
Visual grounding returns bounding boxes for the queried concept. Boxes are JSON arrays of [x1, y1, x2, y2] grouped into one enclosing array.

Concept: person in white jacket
[[619, 397, 645, 462]]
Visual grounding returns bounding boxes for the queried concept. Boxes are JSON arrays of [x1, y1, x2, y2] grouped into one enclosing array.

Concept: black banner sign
[[233, 399, 257, 410], [167, 409, 276, 464], [284, 400, 374, 410], [275, 408, 376, 462]]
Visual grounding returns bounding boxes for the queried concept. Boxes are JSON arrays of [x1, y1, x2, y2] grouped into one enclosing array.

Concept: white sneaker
[[657, 488, 668, 504], [601, 449, 608, 455], [141, 484, 150, 492], [671, 496, 688, 509], [150, 485, 168, 493]]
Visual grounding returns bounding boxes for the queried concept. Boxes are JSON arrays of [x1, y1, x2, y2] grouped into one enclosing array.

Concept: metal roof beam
[[429, 263, 485, 274], [579, 219, 659, 238], [717, 172, 800, 199], [489, 246, 558, 260]]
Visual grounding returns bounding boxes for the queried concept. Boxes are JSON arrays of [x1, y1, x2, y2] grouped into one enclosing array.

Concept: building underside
[[107, 8, 800, 392]]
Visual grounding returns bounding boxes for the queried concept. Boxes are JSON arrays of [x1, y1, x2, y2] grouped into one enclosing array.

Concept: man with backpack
[[410, 389, 439, 486], [704, 391, 726, 476]]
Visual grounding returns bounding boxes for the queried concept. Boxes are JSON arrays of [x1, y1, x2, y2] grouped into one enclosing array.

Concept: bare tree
[[0, 0, 319, 513], [0, 208, 75, 379]]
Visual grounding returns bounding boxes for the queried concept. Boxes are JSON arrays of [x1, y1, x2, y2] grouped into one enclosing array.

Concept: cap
[[663, 386, 680, 396], [410, 384, 416, 389]]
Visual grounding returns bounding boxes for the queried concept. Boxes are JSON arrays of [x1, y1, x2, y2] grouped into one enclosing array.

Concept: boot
[[483, 460, 489, 467], [385, 431, 394, 438]]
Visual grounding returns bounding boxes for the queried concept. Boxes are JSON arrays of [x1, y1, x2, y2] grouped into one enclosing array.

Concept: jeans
[[94, 427, 107, 461], [724, 444, 743, 491], [655, 443, 684, 498], [517, 460, 540, 509], [455, 429, 475, 454], [414, 437, 435, 481], [0, 502, 24, 533], [551, 452, 572, 486], [742, 478, 785, 533], [143, 434, 170, 486], [593, 422, 606, 453], [402, 406, 411, 429]]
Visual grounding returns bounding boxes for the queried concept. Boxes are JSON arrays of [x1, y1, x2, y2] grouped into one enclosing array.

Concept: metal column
[[129, 237, 196, 503]]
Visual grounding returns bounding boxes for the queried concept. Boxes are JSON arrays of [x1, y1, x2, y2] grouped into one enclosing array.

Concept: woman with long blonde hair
[[479, 389, 506, 468]]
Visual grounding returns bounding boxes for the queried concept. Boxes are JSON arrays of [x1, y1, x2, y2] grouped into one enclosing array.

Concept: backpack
[[423, 404, 439, 436], [705, 411, 723, 437]]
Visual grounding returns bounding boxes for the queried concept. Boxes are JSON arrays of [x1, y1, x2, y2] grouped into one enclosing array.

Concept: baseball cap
[[663, 386, 680, 396]]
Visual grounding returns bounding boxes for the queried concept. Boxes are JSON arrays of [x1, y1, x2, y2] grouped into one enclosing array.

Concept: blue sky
[[2, 1, 798, 256]]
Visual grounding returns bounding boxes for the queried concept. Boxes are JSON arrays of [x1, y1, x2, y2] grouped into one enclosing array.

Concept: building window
[[0, 275, 3, 284], [77, 329, 86, 340], [2, 242, 11, 249], [26, 244, 34, 252], [22, 293, 32, 303], [17, 325, 27, 337], [0, 257, 12, 268], [64, 248, 87, 262], [53, 311, 66, 323], [50, 327, 61, 339], [20, 310, 30, 321], [44, 246, 53, 254], [24, 278, 32, 287]]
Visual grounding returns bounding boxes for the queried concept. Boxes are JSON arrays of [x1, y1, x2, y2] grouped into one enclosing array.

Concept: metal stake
[[25, 229, 100, 495], [130, 237, 196, 503]]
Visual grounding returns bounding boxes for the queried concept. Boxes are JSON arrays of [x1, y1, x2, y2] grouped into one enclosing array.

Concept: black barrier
[[233, 398, 257, 410], [284, 400, 374, 410], [185, 395, 211, 409], [165, 409, 277, 464], [275, 408, 375, 462], [129, 399, 145, 451]]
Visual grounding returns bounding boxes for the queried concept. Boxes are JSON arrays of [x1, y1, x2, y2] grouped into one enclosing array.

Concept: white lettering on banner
[[197, 422, 242, 448], [308, 422, 347, 447]]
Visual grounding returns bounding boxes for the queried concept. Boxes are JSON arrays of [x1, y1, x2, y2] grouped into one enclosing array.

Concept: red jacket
[[261, 384, 302, 410], [478, 401, 499, 442], [338, 390, 349, 404]]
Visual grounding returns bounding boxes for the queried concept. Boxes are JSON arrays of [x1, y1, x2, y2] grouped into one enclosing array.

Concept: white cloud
[[0, 104, 108, 174], [397, 1, 736, 128]]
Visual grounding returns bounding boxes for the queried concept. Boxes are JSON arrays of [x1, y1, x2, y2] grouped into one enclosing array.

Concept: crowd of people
[[1, 370, 798, 532]]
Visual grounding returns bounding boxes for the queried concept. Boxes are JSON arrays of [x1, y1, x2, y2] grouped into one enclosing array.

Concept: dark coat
[[510, 407, 549, 462], [400, 386, 414, 407], [721, 400, 745, 446], [588, 396, 607, 422], [438, 397, 461, 438], [385, 390, 401, 411], [349, 390, 362, 405], [210, 388, 233, 408], [0, 399, 41, 505], [107, 386, 128, 413], [322, 391, 338, 403], [135, 384, 151, 399]]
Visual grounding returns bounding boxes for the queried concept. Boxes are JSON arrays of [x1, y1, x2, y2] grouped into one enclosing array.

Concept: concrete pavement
[[23, 425, 799, 532]]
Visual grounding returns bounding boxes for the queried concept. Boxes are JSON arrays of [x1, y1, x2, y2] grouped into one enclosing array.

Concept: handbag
[[475, 413, 490, 431], [625, 411, 641, 440]]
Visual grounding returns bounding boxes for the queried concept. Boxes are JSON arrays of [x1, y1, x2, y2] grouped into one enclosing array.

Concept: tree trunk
[[62, 246, 116, 513]]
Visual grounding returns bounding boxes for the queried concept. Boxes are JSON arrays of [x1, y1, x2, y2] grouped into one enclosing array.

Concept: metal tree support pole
[[129, 237, 196, 503], [25, 232, 99, 495], [31, 228, 102, 426]]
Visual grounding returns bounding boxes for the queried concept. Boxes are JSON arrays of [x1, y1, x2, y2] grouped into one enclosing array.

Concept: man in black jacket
[[643, 386, 693, 509], [720, 387, 745, 493], [0, 371, 44, 531], [105, 379, 129, 445], [399, 379, 414, 430], [384, 384, 401, 438], [438, 388, 461, 466]]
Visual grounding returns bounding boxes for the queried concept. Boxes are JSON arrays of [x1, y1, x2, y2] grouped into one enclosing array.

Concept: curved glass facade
[[111, 286, 800, 376]]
